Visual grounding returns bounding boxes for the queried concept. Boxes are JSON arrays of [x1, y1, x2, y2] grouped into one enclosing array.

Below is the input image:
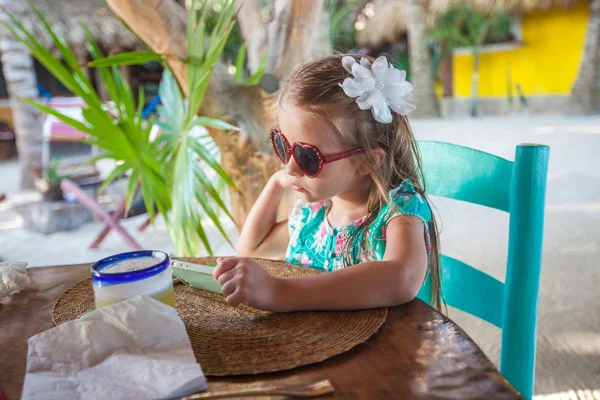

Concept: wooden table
[[0, 265, 523, 399]]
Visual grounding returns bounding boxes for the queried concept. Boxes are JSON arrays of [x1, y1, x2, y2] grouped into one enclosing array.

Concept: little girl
[[213, 54, 441, 312]]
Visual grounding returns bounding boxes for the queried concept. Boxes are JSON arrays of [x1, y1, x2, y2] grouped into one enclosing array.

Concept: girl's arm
[[216, 216, 428, 311], [236, 170, 291, 259]]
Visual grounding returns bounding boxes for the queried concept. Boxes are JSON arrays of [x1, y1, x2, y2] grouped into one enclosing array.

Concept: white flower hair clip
[[339, 56, 416, 124]]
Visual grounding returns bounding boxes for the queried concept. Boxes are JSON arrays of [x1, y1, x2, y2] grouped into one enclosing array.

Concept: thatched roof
[[7, 0, 146, 61], [356, 0, 583, 47]]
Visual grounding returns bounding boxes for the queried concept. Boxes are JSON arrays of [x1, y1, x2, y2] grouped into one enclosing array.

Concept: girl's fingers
[[221, 278, 238, 297], [213, 257, 238, 279], [217, 269, 237, 287], [225, 286, 243, 306]]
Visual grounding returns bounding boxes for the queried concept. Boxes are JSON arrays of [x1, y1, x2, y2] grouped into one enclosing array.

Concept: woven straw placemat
[[53, 257, 387, 376]]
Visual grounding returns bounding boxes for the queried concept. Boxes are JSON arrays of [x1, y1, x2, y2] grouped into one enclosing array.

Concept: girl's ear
[[357, 148, 386, 175]]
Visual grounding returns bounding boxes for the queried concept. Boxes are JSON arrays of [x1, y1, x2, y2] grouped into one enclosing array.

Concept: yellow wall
[[453, 1, 590, 98]]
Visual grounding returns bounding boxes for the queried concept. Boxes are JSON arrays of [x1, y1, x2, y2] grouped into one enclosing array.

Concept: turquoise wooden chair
[[416, 141, 550, 400]]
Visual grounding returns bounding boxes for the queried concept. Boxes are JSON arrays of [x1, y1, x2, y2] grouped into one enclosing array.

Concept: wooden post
[[441, 46, 453, 98], [0, 1, 44, 189]]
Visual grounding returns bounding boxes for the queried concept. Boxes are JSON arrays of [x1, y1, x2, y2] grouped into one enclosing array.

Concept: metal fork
[[176, 379, 334, 399]]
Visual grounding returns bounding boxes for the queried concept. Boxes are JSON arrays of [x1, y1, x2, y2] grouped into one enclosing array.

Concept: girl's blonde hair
[[281, 54, 442, 310]]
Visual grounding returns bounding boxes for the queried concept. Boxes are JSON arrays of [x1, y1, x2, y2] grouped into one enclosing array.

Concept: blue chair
[[416, 141, 550, 400]]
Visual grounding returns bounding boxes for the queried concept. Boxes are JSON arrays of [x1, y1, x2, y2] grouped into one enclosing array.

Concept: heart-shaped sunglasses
[[270, 129, 365, 177]]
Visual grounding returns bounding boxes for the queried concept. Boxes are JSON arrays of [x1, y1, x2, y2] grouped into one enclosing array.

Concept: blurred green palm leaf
[[429, 4, 512, 52], [88, 51, 163, 68], [5, 0, 239, 256], [232, 42, 269, 85]]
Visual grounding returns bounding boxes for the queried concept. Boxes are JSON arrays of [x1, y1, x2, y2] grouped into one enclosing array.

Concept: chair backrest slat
[[418, 141, 513, 212], [418, 255, 505, 328]]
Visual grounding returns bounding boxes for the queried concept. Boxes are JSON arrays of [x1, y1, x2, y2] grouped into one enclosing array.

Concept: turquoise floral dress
[[285, 179, 432, 271]]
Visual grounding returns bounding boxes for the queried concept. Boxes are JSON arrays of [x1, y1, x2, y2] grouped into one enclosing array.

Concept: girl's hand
[[271, 169, 292, 190], [213, 257, 281, 311]]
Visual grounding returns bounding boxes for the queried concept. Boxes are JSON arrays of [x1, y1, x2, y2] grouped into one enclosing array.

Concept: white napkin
[[0, 261, 30, 303], [22, 295, 207, 400]]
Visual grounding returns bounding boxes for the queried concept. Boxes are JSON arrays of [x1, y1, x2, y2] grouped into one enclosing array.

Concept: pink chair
[[60, 178, 152, 251]]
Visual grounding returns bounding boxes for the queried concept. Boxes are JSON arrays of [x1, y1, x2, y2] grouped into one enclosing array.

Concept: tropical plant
[[106, 0, 325, 228], [44, 155, 71, 186], [231, 42, 268, 85], [33, 155, 72, 201], [327, 0, 360, 52], [4, 0, 239, 256], [203, 0, 245, 63], [430, 3, 512, 117]]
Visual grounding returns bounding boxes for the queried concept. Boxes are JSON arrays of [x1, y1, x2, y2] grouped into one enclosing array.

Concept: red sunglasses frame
[[270, 129, 365, 177]]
